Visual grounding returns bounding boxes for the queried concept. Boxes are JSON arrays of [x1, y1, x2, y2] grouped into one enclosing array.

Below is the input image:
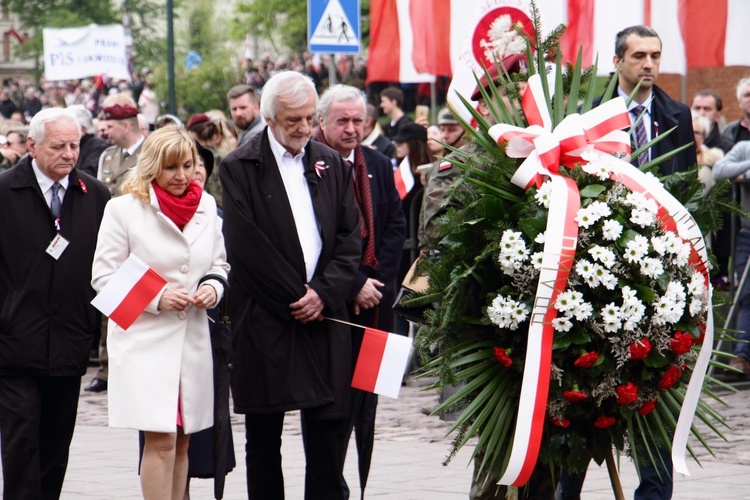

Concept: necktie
[[50, 182, 62, 218], [632, 105, 649, 166], [348, 157, 378, 269]]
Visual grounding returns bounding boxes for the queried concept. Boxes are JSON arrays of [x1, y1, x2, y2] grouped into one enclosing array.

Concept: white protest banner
[[43, 24, 130, 81]]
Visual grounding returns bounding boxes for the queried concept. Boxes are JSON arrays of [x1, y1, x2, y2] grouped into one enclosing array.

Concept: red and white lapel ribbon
[[486, 74, 711, 486]]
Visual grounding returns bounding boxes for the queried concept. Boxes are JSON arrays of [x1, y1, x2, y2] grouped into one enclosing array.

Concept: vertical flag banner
[[43, 24, 130, 81], [352, 328, 413, 399], [91, 254, 167, 331]]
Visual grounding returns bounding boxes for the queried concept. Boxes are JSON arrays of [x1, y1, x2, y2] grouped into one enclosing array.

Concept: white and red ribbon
[[485, 74, 711, 486]]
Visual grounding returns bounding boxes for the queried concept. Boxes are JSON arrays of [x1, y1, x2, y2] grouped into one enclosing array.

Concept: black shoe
[[85, 378, 107, 393]]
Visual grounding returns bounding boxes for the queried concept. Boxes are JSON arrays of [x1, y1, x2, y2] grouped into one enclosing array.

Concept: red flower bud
[[629, 338, 651, 360], [563, 390, 588, 402], [551, 418, 571, 428], [670, 331, 694, 355], [594, 415, 616, 428], [616, 382, 638, 405], [574, 351, 599, 368], [638, 400, 657, 416], [493, 347, 512, 367], [659, 365, 680, 390]]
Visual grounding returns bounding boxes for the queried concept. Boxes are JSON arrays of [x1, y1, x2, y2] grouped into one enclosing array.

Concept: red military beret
[[101, 104, 139, 120], [470, 53, 527, 101], [186, 113, 211, 129]]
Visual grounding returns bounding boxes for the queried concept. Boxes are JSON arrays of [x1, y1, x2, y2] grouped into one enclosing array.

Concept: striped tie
[[50, 182, 62, 218], [632, 105, 649, 166]]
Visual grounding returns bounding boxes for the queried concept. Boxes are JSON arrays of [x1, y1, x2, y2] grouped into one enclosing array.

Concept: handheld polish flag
[[351, 328, 413, 399], [393, 156, 414, 200], [91, 254, 167, 330]]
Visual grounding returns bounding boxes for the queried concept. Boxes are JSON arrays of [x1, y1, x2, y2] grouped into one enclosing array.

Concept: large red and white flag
[[91, 254, 167, 330], [393, 156, 415, 200], [351, 328, 413, 399]]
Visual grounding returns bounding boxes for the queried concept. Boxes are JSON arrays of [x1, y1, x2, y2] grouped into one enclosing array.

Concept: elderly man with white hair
[[0, 108, 110, 499]]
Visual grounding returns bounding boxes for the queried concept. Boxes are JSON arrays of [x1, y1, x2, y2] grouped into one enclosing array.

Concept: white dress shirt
[[618, 87, 655, 143], [267, 129, 322, 282]]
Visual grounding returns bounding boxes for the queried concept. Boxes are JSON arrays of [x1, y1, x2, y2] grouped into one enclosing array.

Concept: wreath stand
[[605, 448, 626, 500]]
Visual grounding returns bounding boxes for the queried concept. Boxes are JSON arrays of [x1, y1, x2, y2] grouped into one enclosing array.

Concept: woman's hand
[[158, 288, 195, 311], [192, 284, 218, 309]]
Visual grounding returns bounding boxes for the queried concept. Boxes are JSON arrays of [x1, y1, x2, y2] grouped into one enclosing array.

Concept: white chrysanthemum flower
[[674, 244, 691, 267], [575, 207, 597, 228], [531, 252, 543, 269], [622, 299, 646, 323], [582, 158, 611, 181], [651, 235, 667, 255], [624, 192, 650, 210], [552, 315, 573, 332], [575, 259, 595, 279], [572, 301, 594, 321], [588, 245, 616, 268], [630, 208, 656, 228], [642, 171, 662, 185], [621, 285, 637, 303], [602, 219, 623, 241], [689, 296, 705, 316], [601, 302, 621, 321], [535, 181, 553, 208], [640, 257, 665, 279], [665, 281, 687, 302], [663, 232, 683, 254], [488, 295, 529, 330], [688, 272, 706, 297], [603, 318, 623, 332], [534, 232, 546, 244], [555, 290, 583, 312], [624, 236, 648, 263], [599, 271, 618, 290], [589, 201, 612, 218]]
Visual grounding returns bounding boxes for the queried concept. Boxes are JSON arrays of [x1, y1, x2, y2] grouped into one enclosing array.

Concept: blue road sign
[[308, 0, 360, 54]]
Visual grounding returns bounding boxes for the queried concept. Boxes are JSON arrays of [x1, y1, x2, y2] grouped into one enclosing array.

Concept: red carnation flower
[[574, 351, 599, 368], [659, 365, 681, 390], [629, 338, 651, 360], [594, 415, 616, 429], [563, 390, 588, 402], [616, 382, 638, 405], [493, 347, 512, 367], [78, 178, 88, 193], [638, 400, 657, 416], [670, 331, 694, 355], [551, 418, 571, 428]]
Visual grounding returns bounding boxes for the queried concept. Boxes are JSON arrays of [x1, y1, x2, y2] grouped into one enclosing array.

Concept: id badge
[[46, 234, 70, 260]]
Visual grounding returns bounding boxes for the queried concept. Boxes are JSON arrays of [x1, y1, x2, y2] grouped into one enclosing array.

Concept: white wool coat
[[91, 188, 229, 434]]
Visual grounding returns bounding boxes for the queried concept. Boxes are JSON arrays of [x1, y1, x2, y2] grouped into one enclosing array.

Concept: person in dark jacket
[[0, 87, 17, 119], [220, 71, 361, 500], [67, 105, 109, 178], [315, 84, 406, 498], [721, 77, 750, 145], [0, 108, 110, 499]]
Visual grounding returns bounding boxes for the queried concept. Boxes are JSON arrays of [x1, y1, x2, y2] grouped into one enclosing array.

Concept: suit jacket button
[[178, 312, 187, 320], [180, 265, 189, 274]]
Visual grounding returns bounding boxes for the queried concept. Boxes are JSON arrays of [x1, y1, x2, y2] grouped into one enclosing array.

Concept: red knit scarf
[[316, 130, 378, 269], [152, 180, 202, 230]]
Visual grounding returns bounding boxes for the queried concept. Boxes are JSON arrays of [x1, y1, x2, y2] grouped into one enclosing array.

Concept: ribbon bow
[[484, 74, 713, 487]]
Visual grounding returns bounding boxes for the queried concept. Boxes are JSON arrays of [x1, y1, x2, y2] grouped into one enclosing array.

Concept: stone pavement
[[3, 366, 750, 499]]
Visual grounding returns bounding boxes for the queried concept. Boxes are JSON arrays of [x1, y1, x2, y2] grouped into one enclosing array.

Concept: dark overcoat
[[0, 158, 110, 376], [220, 130, 361, 419]]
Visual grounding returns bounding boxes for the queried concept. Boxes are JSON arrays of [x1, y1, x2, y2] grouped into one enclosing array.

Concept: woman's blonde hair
[[121, 127, 197, 202]]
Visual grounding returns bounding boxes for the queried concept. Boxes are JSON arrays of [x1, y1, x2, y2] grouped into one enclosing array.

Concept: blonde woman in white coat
[[91, 127, 229, 500]]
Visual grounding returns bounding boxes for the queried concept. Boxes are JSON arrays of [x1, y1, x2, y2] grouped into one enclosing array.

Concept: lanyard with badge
[[46, 186, 70, 260]]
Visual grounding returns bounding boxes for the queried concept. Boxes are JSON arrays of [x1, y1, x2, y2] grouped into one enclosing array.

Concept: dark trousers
[[556, 446, 673, 500], [0, 375, 81, 500], [245, 412, 348, 500]]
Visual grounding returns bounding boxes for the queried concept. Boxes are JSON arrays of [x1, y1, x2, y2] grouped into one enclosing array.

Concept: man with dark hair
[[0, 108, 110, 499], [362, 103, 396, 159], [316, 84, 406, 498], [559, 24, 697, 500], [220, 71, 361, 499], [380, 87, 412, 141], [608, 25, 696, 175], [226, 84, 264, 147], [691, 90, 734, 153], [722, 77, 750, 145], [0, 88, 17, 119]]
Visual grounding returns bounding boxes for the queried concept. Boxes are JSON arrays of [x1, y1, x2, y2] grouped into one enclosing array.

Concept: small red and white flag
[[91, 254, 167, 330], [393, 156, 415, 200], [351, 328, 413, 399]]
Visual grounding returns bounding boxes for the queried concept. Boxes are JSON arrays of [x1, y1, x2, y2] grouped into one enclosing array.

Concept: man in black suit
[[362, 103, 396, 160], [316, 84, 406, 498], [0, 108, 110, 499], [605, 25, 697, 175], [220, 71, 362, 500], [559, 25, 697, 500]]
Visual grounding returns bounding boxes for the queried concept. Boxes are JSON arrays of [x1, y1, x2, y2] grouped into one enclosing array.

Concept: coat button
[[180, 265, 189, 273], [178, 312, 187, 320]]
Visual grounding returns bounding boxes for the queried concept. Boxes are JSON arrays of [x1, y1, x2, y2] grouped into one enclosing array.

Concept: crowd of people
[[1, 21, 750, 500]]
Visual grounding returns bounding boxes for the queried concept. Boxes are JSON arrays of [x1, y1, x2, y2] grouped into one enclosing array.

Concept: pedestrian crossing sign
[[308, 0, 360, 54]]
